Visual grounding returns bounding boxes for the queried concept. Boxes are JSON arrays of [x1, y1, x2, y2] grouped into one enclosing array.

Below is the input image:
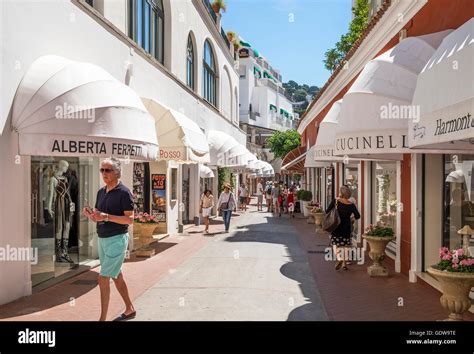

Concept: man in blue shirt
[[83, 158, 136, 321]]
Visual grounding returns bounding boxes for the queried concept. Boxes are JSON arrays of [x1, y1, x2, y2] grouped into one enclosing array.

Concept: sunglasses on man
[[100, 168, 113, 173]]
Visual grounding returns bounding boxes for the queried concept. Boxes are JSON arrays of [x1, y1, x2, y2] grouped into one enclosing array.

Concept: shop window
[[129, 0, 165, 64], [344, 163, 359, 238], [133, 162, 150, 214], [371, 162, 398, 254], [443, 154, 474, 250]]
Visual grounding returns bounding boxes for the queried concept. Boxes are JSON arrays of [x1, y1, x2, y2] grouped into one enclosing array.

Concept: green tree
[[293, 89, 308, 102], [266, 129, 301, 159], [323, 0, 369, 72]]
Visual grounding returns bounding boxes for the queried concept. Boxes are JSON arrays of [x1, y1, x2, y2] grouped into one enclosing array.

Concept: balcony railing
[[221, 27, 231, 50], [202, 0, 217, 23]]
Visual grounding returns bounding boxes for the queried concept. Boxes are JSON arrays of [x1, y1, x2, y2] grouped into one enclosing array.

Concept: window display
[[443, 154, 474, 250], [372, 162, 398, 254], [133, 162, 149, 214]]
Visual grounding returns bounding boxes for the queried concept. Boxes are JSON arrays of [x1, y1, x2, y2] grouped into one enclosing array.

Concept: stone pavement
[[0, 201, 471, 321], [131, 208, 327, 321]]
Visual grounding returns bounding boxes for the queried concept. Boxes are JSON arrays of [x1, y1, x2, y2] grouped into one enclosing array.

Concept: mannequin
[[47, 160, 75, 263]]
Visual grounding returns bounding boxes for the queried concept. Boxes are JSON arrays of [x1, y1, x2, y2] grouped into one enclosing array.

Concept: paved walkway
[[131, 208, 327, 321], [0, 201, 472, 321]]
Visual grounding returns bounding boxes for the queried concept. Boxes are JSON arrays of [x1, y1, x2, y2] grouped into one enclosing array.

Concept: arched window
[[203, 40, 217, 106], [186, 34, 195, 90], [129, 0, 164, 64]]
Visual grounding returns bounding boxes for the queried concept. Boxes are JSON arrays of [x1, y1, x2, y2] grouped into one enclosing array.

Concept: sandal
[[113, 311, 136, 321], [335, 261, 343, 270], [342, 265, 349, 271]]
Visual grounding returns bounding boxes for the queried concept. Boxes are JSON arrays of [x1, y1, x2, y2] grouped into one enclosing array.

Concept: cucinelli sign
[[335, 132, 409, 154]]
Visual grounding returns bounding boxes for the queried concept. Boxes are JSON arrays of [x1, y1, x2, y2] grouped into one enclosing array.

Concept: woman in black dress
[[326, 185, 360, 270]]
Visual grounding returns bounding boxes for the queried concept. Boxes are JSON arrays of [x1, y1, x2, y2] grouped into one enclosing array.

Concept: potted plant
[[300, 190, 313, 217], [427, 247, 474, 321], [211, 0, 226, 14], [134, 212, 159, 257], [362, 223, 395, 277]]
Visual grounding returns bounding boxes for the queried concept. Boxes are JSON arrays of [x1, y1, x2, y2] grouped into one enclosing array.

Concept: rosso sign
[[160, 150, 181, 159]]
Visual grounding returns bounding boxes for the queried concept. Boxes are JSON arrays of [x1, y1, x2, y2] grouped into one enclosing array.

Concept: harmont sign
[[434, 113, 472, 136]]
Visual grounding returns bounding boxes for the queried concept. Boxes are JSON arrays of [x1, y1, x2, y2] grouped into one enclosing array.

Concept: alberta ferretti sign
[[18, 134, 158, 160], [335, 130, 409, 155]]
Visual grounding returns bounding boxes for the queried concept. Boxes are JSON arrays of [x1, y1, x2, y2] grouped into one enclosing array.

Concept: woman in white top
[[200, 189, 214, 234], [217, 183, 236, 233]]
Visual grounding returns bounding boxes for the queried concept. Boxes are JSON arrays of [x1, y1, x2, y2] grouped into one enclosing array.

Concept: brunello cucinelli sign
[[314, 147, 335, 159], [18, 134, 156, 159], [335, 131, 409, 154]]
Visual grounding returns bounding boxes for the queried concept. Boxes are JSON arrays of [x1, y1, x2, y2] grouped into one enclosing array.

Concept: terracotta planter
[[362, 235, 394, 277], [211, 3, 221, 13], [427, 267, 474, 321]]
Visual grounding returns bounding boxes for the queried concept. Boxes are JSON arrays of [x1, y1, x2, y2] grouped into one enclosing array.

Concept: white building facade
[[0, 0, 246, 305]]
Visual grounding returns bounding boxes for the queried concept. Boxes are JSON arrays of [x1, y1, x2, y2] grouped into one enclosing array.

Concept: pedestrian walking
[[265, 183, 273, 212], [271, 182, 281, 217], [325, 185, 360, 271], [287, 187, 296, 218], [256, 178, 264, 211], [217, 183, 237, 233], [82, 158, 135, 321], [238, 183, 249, 211], [200, 189, 214, 234]]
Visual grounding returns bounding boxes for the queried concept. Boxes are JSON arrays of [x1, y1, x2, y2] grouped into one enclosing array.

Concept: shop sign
[[18, 134, 157, 160], [314, 147, 334, 158], [335, 131, 409, 155], [159, 148, 185, 161]]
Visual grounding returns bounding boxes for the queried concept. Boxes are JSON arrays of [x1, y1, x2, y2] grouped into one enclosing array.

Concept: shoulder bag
[[322, 199, 341, 233]]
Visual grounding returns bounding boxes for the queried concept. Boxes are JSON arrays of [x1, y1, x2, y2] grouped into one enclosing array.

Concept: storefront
[[142, 98, 210, 231], [408, 19, 474, 277], [11, 56, 159, 288], [334, 31, 451, 271], [313, 100, 343, 210]]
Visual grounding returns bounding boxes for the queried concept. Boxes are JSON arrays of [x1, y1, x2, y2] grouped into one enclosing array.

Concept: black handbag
[[322, 199, 341, 233]]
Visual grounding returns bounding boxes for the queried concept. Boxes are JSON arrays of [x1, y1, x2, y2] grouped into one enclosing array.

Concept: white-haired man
[[83, 158, 135, 321]]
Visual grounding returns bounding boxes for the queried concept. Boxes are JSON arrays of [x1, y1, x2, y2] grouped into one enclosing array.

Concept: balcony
[[202, 0, 217, 23], [221, 27, 231, 50]]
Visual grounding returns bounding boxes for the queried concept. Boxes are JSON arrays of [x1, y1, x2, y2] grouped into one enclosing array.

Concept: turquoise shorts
[[98, 233, 129, 279]]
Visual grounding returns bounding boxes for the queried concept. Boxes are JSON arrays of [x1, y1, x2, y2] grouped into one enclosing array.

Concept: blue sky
[[221, 0, 353, 88]]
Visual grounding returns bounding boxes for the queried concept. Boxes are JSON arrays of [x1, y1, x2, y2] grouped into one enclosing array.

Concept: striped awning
[[281, 146, 306, 172]]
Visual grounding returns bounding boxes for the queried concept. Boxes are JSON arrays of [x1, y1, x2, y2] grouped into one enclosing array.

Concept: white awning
[[11, 55, 159, 160], [142, 98, 209, 163], [271, 158, 283, 174], [314, 100, 344, 165], [199, 165, 215, 178], [305, 145, 331, 167], [336, 31, 451, 160], [208, 130, 249, 167], [409, 18, 474, 151]]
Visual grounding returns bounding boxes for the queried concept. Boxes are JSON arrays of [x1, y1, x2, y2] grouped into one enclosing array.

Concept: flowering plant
[[435, 247, 474, 273], [134, 212, 159, 224], [364, 222, 394, 237]]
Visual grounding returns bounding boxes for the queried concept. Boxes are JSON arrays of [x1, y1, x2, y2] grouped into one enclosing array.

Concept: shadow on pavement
[[225, 214, 328, 321]]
